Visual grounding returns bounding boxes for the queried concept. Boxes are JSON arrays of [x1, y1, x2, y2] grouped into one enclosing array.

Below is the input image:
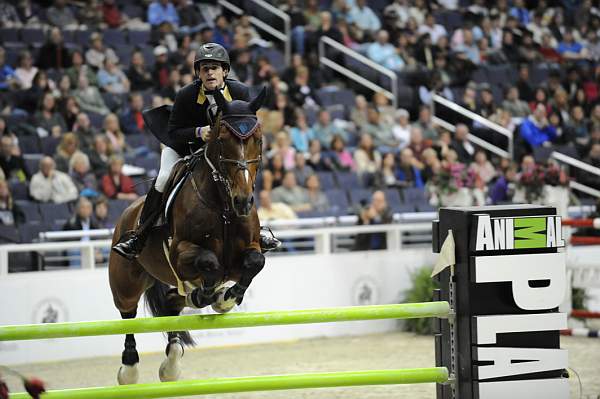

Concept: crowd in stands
[[0, 0, 599, 250]]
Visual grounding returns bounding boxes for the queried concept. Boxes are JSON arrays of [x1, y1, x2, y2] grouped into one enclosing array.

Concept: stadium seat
[[19, 222, 47, 243], [0, 28, 19, 42], [39, 203, 72, 225], [21, 28, 45, 44], [348, 188, 372, 207], [416, 202, 436, 212], [103, 29, 127, 46], [0, 224, 20, 244], [107, 199, 130, 224], [334, 171, 362, 188], [87, 111, 105, 129], [41, 136, 60, 156], [316, 172, 335, 190], [9, 181, 29, 200], [18, 135, 41, 155], [332, 89, 355, 108], [383, 189, 406, 212], [74, 29, 91, 46], [128, 30, 151, 46], [15, 200, 41, 224], [124, 134, 148, 148], [324, 188, 349, 215], [402, 187, 427, 204], [24, 154, 43, 176]]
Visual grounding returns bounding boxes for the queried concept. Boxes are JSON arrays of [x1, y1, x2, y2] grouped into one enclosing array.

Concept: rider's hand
[[197, 126, 211, 142]]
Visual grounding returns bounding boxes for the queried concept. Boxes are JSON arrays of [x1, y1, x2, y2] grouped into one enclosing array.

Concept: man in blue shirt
[[558, 29, 589, 60], [519, 104, 558, 148], [0, 47, 16, 91], [147, 0, 179, 28], [366, 30, 405, 71], [347, 0, 381, 37]]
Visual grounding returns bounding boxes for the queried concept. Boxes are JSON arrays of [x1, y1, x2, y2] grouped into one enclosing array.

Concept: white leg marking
[[212, 286, 237, 314], [117, 363, 139, 385], [159, 340, 184, 382]]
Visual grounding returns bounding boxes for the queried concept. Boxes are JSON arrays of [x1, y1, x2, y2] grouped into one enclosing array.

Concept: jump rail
[[8, 368, 449, 399], [0, 302, 450, 341]]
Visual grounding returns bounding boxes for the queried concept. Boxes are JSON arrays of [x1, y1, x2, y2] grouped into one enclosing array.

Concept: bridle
[[200, 113, 262, 221]]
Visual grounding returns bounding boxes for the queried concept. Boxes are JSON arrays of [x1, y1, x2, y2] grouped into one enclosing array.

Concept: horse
[[108, 88, 266, 385]]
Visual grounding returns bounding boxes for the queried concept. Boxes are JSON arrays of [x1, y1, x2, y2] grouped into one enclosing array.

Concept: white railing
[[551, 151, 600, 198], [432, 94, 513, 158], [219, 0, 291, 65], [0, 223, 433, 275], [318, 36, 398, 108]]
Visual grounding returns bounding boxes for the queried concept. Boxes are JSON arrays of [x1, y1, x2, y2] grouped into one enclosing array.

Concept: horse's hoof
[[117, 364, 139, 385], [159, 341, 183, 382], [211, 287, 237, 314]]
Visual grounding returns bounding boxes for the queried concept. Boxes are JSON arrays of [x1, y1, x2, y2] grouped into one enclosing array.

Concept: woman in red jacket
[[101, 156, 138, 201]]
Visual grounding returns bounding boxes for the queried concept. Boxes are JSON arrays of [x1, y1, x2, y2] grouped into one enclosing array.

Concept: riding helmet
[[194, 43, 230, 72]]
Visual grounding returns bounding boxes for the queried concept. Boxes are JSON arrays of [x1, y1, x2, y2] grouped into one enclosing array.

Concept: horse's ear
[[213, 89, 228, 114], [249, 86, 268, 113]]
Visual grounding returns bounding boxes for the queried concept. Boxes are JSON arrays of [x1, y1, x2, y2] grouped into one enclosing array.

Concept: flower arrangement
[[518, 163, 569, 202], [433, 162, 481, 195]]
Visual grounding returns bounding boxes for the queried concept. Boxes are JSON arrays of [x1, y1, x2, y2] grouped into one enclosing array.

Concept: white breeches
[[155, 147, 181, 193]]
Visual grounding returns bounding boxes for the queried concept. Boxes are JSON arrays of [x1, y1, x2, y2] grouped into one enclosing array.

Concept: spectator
[[558, 29, 589, 60], [509, 0, 530, 25], [418, 13, 447, 44], [502, 86, 531, 117], [69, 152, 97, 194], [152, 45, 170, 90], [54, 132, 86, 173], [312, 109, 348, 149], [579, 143, 600, 191], [489, 163, 518, 204], [289, 110, 315, 154], [477, 84, 496, 118], [292, 152, 314, 187], [470, 150, 496, 183], [397, 148, 424, 188], [65, 50, 98, 88], [101, 155, 138, 201], [213, 15, 233, 50], [269, 131, 296, 170], [0, 136, 28, 182], [305, 174, 329, 212], [127, 50, 153, 92], [519, 103, 558, 148], [98, 57, 130, 95], [516, 65, 535, 103], [77, 0, 103, 30], [306, 139, 330, 171], [0, 47, 17, 91], [102, 113, 127, 154], [366, 30, 405, 71], [30, 156, 78, 204], [350, 95, 368, 128], [46, 0, 78, 28], [17, 70, 49, 114], [264, 154, 285, 190], [73, 75, 110, 116], [271, 171, 311, 212], [231, 49, 253, 86], [34, 92, 67, 137], [288, 66, 321, 108], [102, 0, 124, 28], [354, 133, 382, 178], [451, 123, 476, 164], [568, 105, 589, 146], [374, 152, 401, 189], [85, 32, 118, 70], [413, 105, 437, 141], [73, 112, 98, 151], [88, 134, 112, 178], [354, 190, 392, 251], [257, 189, 297, 221], [0, 179, 24, 226], [253, 56, 275, 85], [421, 147, 441, 183], [330, 135, 355, 171], [539, 32, 562, 63], [408, 125, 430, 163], [63, 196, 98, 230], [14, 50, 38, 90], [160, 69, 181, 102], [36, 27, 71, 70], [93, 196, 110, 228], [347, 0, 381, 38], [147, 0, 179, 29], [392, 108, 411, 150], [120, 93, 146, 135], [361, 106, 396, 148]]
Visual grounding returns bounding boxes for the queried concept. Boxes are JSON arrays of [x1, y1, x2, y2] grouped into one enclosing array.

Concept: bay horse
[[108, 88, 266, 384]]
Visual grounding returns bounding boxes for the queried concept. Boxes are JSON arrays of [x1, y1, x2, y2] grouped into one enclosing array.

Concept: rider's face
[[199, 63, 226, 91]]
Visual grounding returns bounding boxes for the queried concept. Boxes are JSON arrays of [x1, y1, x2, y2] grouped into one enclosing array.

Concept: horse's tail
[[144, 279, 195, 347]]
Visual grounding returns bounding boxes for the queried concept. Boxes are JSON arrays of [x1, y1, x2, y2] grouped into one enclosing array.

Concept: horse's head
[[205, 87, 266, 217]]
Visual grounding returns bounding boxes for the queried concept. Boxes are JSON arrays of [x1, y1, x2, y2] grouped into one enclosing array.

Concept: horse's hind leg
[[215, 250, 265, 313], [117, 311, 140, 385]]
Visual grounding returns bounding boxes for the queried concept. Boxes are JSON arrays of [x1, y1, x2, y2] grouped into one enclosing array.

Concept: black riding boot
[[112, 187, 163, 260], [259, 227, 282, 253]]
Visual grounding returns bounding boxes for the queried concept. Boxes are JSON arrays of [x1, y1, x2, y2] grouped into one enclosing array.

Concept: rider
[[112, 43, 280, 260]]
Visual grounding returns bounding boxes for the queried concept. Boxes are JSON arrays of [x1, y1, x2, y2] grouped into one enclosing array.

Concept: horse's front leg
[[173, 240, 224, 309], [213, 249, 265, 313]]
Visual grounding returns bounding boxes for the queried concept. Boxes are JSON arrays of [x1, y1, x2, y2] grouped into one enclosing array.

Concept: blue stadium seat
[[18, 135, 41, 155], [128, 30, 151, 46], [125, 134, 148, 148], [87, 111, 105, 129], [332, 89, 355, 108], [334, 171, 362, 188], [122, 4, 145, 20], [107, 199, 130, 224], [316, 172, 335, 190], [19, 222, 47, 243], [39, 203, 72, 225], [325, 188, 349, 215], [0, 28, 19, 42], [103, 29, 127, 45], [316, 88, 337, 106], [132, 176, 150, 196], [15, 200, 41, 224], [0, 225, 20, 244], [74, 29, 91, 46], [416, 202, 436, 212], [348, 188, 372, 207], [384, 189, 406, 212], [41, 136, 60, 156], [9, 181, 29, 200], [21, 28, 45, 44], [402, 187, 427, 203], [24, 155, 43, 175]]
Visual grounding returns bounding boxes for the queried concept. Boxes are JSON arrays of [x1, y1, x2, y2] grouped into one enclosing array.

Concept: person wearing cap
[[113, 42, 280, 259], [85, 32, 118, 70], [152, 45, 170, 89]]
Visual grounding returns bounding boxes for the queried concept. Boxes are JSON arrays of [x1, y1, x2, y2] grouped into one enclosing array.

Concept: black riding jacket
[[167, 78, 250, 150]]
